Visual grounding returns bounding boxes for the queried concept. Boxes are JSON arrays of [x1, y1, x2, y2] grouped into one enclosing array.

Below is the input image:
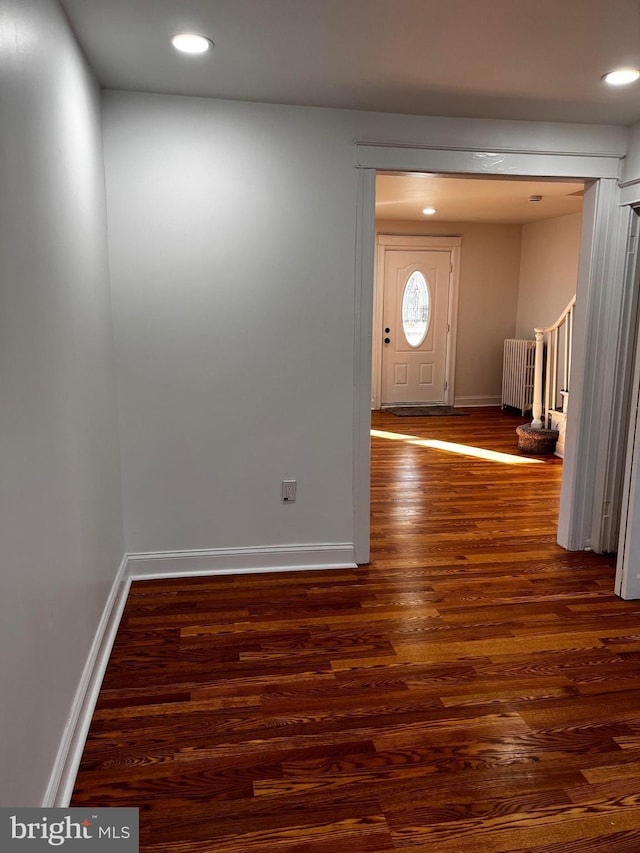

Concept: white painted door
[[381, 249, 452, 405]]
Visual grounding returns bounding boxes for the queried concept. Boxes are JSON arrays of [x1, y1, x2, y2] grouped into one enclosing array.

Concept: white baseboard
[[454, 395, 502, 408], [550, 409, 567, 459], [44, 542, 356, 805], [43, 555, 131, 807], [127, 543, 357, 579]]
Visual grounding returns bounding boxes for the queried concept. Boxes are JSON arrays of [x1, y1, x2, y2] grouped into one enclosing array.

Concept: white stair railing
[[531, 295, 576, 430]]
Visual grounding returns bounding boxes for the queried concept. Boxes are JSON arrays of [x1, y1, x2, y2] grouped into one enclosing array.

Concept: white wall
[[375, 220, 522, 404], [103, 91, 625, 559], [103, 94, 359, 554], [0, 0, 123, 805], [515, 213, 582, 337]]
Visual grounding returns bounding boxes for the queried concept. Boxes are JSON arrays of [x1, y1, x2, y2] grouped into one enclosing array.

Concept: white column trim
[[616, 212, 640, 597], [558, 179, 632, 551], [353, 168, 376, 565], [371, 237, 385, 410], [595, 208, 639, 553], [353, 143, 626, 565]]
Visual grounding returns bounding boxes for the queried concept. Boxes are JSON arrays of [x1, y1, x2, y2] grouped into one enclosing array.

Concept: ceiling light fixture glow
[[171, 33, 212, 54], [422, 207, 437, 215], [602, 67, 640, 86]]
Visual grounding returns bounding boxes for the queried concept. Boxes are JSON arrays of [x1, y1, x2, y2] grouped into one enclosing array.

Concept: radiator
[[502, 339, 536, 415]]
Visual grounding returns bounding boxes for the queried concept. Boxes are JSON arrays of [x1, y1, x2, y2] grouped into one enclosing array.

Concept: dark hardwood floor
[[72, 408, 640, 852]]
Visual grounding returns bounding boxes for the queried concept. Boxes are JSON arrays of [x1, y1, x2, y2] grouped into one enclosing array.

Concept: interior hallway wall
[[0, 0, 124, 806], [103, 93, 359, 554], [515, 212, 582, 338], [375, 220, 522, 404], [102, 89, 625, 558]]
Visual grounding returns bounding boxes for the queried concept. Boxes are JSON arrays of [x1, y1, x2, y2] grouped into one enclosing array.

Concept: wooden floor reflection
[[72, 408, 640, 852]]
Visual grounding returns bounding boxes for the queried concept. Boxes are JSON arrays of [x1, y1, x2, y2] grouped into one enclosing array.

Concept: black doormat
[[386, 406, 468, 417]]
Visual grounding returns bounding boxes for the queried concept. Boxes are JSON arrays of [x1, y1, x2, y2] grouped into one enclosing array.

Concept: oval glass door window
[[402, 271, 431, 347]]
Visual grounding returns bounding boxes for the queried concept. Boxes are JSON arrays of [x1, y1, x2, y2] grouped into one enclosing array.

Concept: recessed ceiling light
[[171, 33, 213, 54], [602, 67, 640, 86], [422, 207, 437, 215]]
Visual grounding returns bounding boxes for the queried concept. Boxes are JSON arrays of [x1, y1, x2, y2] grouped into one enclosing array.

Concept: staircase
[[531, 295, 576, 458]]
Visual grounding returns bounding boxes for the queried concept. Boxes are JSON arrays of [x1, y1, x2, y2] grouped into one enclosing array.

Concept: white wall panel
[[515, 213, 582, 338], [103, 94, 357, 552], [0, 0, 123, 806], [103, 92, 627, 557]]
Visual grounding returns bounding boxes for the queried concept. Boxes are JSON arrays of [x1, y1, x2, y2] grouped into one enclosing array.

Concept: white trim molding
[[127, 543, 357, 579], [356, 142, 622, 179], [616, 210, 640, 598], [43, 555, 131, 807], [558, 179, 633, 552], [619, 177, 640, 207], [43, 542, 357, 806], [355, 142, 628, 565], [454, 395, 502, 408], [353, 168, 376, 565]]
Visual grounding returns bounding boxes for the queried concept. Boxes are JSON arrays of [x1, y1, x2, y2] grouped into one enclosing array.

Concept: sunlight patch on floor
[[370, 429, 543, 465]]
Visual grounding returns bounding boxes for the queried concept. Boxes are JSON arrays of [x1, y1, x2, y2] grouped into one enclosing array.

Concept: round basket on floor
[[516, 423, 559, 455]]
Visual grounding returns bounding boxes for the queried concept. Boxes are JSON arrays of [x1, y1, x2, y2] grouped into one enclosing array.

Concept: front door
[[381, 249, 452, 405]]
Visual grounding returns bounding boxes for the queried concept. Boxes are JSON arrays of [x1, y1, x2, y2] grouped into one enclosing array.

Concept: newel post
[[531, 329, 544, 430]]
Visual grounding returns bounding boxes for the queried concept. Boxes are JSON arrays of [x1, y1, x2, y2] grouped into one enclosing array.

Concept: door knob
[[384, 337, 391, 344]]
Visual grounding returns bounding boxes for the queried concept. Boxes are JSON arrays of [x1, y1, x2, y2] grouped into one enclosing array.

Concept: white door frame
[[615, 208, 640, 598], [353, 143, 628, 566], [372, 235, 461, 410], [557, 179, 634, 553]]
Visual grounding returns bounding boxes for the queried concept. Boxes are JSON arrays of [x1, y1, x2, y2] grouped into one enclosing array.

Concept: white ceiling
[[60, 0, 640, 126], [376, 175, 584, 224]]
